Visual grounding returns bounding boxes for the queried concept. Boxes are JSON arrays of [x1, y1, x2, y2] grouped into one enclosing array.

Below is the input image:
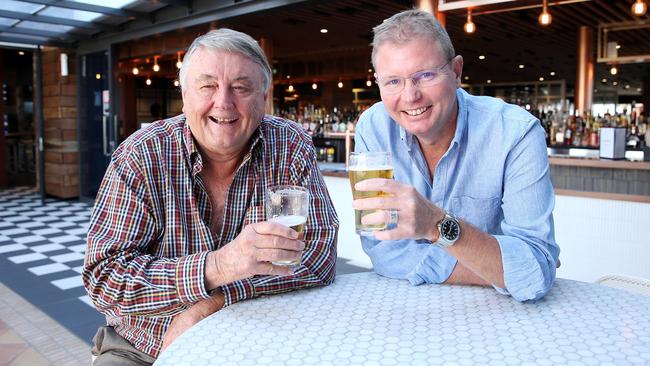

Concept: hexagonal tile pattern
[[155, 272, 650, 366]]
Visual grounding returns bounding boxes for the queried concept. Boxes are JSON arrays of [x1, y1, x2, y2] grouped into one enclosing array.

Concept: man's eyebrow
[[195, 74, 216, 82]]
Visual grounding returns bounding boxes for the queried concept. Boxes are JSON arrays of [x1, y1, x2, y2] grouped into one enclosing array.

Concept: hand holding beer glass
[[265, 185, 309, 266], [348, 152, 395, 236]]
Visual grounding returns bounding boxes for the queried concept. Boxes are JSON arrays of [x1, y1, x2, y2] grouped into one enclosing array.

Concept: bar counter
[[317, 151, 650, 203]]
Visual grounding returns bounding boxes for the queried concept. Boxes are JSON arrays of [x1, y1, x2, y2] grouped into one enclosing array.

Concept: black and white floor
[[0, 187, 104, 343]]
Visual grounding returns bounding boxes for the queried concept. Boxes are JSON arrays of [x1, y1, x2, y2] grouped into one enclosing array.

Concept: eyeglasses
[[375, 59, 453, 95]]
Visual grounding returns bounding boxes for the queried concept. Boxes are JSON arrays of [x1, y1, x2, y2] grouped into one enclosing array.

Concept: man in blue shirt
[[352, 9, 560, 302]]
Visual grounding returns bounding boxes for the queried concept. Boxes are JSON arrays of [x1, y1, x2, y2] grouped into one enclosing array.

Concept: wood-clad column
[[41, 48, 79, 198], [416, 0, 446, 27], [259, 37, 274, 115], [575, 26, 594, 116]]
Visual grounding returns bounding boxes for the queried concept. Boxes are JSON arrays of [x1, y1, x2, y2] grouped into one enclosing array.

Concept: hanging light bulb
[[288, 84, 294, 92], [632, 0, 647, 16], [366, 79, 372, 87], [153, 56, 160, 72], [312, 83, 318, 90], [464, 9, 476, 34], [173, 80, 180, 87], [176, 52, 183, 69], [338, 81, 343, 88], [538, 0, 552, 26], [146, 76, 152, 86], [132, 67, 139, 75], [610, 65, 618, 75]]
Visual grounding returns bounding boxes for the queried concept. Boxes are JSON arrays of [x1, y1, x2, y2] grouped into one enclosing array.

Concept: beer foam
[[270, 215, 307, 226], [348, 165, 393, 171]]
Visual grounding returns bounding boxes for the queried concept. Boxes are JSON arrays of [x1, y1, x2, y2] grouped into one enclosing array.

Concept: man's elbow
[[507, 260, 557, 302]]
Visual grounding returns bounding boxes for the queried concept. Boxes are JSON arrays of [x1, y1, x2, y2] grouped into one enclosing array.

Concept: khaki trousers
[[91, 326, 156, 366]]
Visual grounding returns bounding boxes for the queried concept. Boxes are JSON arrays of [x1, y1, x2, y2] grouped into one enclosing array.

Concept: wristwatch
[[434, 212, 461, 248]]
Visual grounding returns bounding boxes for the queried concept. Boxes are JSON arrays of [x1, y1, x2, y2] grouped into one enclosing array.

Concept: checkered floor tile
[[0, 187, 103, 343], [0, 187, 93, 306]]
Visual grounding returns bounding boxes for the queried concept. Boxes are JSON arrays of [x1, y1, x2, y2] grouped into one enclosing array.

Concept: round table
[[155, 272, 650, 366]]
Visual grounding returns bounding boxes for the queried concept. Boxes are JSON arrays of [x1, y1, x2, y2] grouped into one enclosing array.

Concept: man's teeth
[[209, 116, 237, 123], [404, 107, 429, 116]]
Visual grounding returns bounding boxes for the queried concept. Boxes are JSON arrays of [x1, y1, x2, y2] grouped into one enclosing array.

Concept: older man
[[83, 28, 338, 365], [352, 9, 559, 302]]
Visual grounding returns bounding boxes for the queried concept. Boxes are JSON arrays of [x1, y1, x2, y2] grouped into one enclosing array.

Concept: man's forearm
[[444, 221, 505, 288]]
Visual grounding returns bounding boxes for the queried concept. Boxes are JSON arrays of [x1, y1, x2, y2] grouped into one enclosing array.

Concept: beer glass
[[265, 185, 309, 266], [348, 152, 394, 236]]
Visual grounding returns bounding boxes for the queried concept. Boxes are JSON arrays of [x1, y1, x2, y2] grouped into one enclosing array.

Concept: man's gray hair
[[371, 9, 455, 68], [179, 28, 272, 93]]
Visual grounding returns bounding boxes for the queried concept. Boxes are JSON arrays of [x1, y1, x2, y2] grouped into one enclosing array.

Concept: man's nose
[[212, 87, 235, 108], [402, 78, 421, 102]]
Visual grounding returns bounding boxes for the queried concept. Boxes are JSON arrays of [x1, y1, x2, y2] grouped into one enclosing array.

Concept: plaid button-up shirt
[[82, 114, 338, 357]]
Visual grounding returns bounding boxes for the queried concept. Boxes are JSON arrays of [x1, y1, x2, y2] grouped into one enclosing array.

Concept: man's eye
[[201, 84, 215, 89], [384, 79, 401, 86], [418, 71, 436, 80], [233, 86, 251, 93]]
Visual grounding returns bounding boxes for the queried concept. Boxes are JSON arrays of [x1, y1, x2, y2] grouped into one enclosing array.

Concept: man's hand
[[161, 291, 226, 353], [205, 221, 305, 289], [351, 178, 444, 242]]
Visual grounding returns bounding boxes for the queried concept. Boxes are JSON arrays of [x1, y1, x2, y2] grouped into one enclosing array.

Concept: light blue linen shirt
[[354, 88, 560, 302]]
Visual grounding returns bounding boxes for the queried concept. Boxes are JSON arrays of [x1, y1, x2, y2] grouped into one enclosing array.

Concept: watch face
[[441, 219, 459, 241]]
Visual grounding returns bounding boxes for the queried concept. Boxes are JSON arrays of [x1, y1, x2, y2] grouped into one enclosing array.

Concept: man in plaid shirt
[[83, 28, 338, 365]]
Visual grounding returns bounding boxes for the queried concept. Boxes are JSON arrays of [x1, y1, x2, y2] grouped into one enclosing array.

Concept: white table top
[[155, 272, 650, 366]]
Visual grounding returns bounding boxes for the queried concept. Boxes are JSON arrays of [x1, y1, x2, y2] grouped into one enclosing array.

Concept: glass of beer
[[265, 185, 309, 266], [348, 152, 394, 236]]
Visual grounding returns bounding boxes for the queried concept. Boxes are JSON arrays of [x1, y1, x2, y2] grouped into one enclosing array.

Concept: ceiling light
[[312, 83, 318, 90], [487, 80, 492, 84], [539, 77, 544, 81], [153, 56, 160, 72], [95, 73, 101, 80], [464, 9, 476, 34], [176, 52, 182, 69], [478, 55, 485, 60], [320, 28, 328, 33], [366, 79, 372, 87], [18, 51, 24, 56], [610, 65, 618, 75], [464, 76, 469, 80], [612, 81, 618, 86], [518, 64, 525, 69], [616, 44, 621, 49], [601, 78, 607, 83], [550, 71, 556, 76], [146, 77, 152, 86], [173, 80, 180, 87], [286, 75, 291, 79], [132, 67, 139, 75], [625, 84, 630, 89], [368, 68, 373, 73], [637, 88, 642, 92], [338, 81, 343, 88], [632, 0, 647, 16], [288, 84, 294, 92], [538, 0, 552, 26]]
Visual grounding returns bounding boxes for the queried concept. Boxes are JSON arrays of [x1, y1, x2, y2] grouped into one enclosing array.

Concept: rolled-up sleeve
[[496, 120, 560, 301]]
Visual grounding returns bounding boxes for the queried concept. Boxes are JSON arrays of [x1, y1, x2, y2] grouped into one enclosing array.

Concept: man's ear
[[452, 55, 464, 88]]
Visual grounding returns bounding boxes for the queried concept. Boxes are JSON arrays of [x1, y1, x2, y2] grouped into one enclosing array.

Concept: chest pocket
[[450, 196, 501, 233]]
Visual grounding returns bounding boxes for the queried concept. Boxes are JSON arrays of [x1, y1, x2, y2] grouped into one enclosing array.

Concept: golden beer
[[348, 165, 394, 235], [269, 215, 306, 266]]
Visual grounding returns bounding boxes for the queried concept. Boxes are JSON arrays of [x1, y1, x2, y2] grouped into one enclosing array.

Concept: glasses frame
[[374, 58, 454, 95]]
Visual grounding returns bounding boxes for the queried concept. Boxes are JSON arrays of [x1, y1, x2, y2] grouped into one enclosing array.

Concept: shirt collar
[[398, 88, 468, 151], [183, 114, 266, 176]]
